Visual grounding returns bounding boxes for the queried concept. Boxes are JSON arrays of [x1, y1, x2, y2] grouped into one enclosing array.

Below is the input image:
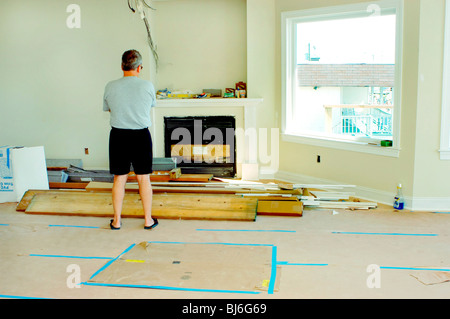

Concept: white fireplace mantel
[[155, 97, 263, 108], [150, 97, 264, 179]]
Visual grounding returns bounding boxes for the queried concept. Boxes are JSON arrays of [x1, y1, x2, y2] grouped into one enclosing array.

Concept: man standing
[[103, 49, 158, 230]]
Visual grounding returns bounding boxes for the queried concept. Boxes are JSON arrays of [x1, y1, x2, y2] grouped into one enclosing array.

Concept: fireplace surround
[[150, 98, 263, 179]]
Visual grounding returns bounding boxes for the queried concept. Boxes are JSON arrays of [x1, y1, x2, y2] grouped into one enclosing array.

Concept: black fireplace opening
[[164, 116, 236, 177]]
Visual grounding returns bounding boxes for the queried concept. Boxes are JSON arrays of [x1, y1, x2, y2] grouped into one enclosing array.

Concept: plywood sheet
[[24, 191, 257, 221]]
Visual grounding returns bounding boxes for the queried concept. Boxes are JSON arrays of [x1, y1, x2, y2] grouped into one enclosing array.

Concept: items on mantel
[[157, 82, 247, 99]]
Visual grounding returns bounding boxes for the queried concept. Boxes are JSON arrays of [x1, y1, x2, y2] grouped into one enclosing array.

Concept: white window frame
[[281, 0, 403, 157], [440, 0, 450, 160]]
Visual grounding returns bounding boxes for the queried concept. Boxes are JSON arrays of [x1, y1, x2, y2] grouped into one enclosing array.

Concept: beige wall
[[413, 0, 450, 199], [152, 0, 247, 93]]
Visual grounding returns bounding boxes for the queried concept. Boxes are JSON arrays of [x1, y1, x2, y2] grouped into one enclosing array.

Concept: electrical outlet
[[84, 148, 89, 155], [317, 155, 321, 163]]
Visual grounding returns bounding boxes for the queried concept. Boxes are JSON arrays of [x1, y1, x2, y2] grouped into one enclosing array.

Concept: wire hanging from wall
[[128, 0, 159, 69]]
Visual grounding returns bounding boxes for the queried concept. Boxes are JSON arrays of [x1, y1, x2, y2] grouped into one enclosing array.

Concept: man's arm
[[103, 83, 110, 112]]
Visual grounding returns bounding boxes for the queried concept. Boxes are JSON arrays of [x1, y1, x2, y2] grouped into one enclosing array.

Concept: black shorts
[[109, 127, 153, 175]]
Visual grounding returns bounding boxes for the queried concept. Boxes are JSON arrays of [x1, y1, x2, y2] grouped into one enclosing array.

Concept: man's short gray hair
[[121, 49, 143, 71]]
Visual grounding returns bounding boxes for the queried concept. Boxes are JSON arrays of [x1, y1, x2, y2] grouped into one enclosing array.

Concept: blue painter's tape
[[81, 282, 261, 294], [433, 212, 450, 214], [332, 231, 438, 237], [0, 224, 9, 226], [29, 254, 113, 260], [196, 229, 296, 233], [268, 245, 277, 295], [88, 259, 116, 281], [277, 261, 328, 266], [147, 241, 274, 247], [0, 294, 51, 299], [89, 243, 136, 280], [381, 266, 450, 271], [6, 148, 10, 170], [48, 224, 100, 229]]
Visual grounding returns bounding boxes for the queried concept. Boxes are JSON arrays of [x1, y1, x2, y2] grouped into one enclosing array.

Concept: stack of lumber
[[17, 177, 377, 221], [17, 177, 304, 221], [48, 168, 213, 189], [301, 188, 377, 210]]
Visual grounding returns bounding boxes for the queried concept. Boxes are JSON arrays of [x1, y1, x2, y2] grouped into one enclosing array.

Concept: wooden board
[[257, 199, 303, 217], [24, 191, 257, 221], [85, 181, 301, 195], [301, 200, 377, 210], [49, 182, 88, 189], [170, 144, 231, 163], [128, 168, 183, 182], [172, 174, 213, 182], [238, 194, 298, 201], [16, 189, 86, 212]]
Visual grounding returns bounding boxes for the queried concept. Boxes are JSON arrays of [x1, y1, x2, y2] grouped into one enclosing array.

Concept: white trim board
[[440, 0, 450, 160], [273, 170, 450, 212]]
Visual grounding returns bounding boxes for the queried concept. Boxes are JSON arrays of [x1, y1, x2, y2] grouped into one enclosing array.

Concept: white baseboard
[[270, 170, 450, 212], [410, 197, 450, 212]]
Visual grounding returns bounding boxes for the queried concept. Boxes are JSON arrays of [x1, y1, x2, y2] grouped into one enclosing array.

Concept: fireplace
[[164, 116, 236, 177]]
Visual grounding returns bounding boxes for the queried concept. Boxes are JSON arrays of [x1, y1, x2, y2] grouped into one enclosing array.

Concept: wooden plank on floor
[[16, 189, 86, 212], [307, 200, 377, 209], [16, 189, 47, 212], [85, 182, 236, 194], [237, 194, 298, 200], [128, 170, 210, 183], [173, 174, 213, 182], [49, 182, 89, 189], [257, 199, 303, 217], [24, 191, 257, 221], [85, 181, 301, 195], [308, 191, 354, 200]]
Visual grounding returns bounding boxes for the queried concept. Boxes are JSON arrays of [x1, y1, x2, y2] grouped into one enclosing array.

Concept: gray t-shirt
[[103, 76, 156, 129]]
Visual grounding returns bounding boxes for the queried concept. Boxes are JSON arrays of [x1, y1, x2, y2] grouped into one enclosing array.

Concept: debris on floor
[[410, 270, 450, 285], [16, 176, 377, 220]]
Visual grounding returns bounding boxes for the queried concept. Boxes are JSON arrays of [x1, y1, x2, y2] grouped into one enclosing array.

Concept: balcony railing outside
[[324, 105, 393, 138]]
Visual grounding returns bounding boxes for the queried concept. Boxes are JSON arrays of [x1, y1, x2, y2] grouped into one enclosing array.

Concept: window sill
[[281, 133, 400, 157]]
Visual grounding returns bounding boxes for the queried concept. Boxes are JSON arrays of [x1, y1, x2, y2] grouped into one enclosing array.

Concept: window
[[281, 1, 403, 156]]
